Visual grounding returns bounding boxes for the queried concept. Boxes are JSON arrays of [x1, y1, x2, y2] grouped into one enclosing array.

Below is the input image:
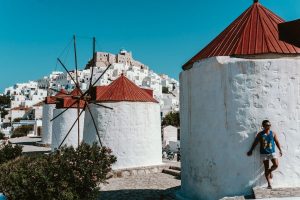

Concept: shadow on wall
[[98, 186, 180, 200]]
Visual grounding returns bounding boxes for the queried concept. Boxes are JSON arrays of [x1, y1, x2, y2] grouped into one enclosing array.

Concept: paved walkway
[[8, 136, 51, 154], [98, 172, 180, 200], [258, 198, 300, 200]]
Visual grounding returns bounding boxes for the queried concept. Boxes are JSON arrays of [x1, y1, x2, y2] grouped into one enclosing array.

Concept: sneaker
[[267, 185, 272, 189]]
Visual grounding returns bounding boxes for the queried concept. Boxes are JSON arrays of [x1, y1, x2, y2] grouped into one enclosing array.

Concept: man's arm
[[247, 133, 260, 156], [273, 132, 283, 156]]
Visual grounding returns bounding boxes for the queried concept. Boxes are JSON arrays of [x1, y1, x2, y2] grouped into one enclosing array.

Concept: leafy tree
[[162, 111, 180, 127], [162, 86, 169, 94], [0, 108, 8, 118], [0, 95, 11, 106], [0, 143, 116, 200]]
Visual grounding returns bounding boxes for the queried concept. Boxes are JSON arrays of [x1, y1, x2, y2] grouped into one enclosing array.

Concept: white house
[[5, 81, 47, 108], [162, 125, 179, 146], [10, 107, 29, 122]]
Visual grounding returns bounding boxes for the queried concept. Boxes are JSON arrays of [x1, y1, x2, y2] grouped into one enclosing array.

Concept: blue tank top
[[260, 131, 275, 154]]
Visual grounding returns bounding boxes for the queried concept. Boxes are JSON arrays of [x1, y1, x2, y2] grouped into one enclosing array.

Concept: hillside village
[[0, 50, 179, 139]]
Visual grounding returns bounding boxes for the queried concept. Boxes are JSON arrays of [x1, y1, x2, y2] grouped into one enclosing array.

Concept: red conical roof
[[70, 88, 82, 96], [183, 1, 300, 70], [55, 88, 85, 109], [45, 89, 69, 104], [55, 89, 68, 97], [95, 74, 158, 103]]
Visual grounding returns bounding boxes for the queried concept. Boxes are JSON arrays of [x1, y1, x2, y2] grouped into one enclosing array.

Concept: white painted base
[[41, 104, 55, 145], [83, 102, 163, 170], [51, 108, 85, 151]]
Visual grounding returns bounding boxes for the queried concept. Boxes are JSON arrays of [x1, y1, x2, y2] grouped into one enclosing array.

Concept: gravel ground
[[98, 172, 180, 200]]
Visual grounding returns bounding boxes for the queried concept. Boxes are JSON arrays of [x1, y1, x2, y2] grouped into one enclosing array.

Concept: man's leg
[[269, 158, 279, 174], [263, 160, 271, 188]]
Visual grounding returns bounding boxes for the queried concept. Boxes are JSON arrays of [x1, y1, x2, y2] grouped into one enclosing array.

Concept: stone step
[[162, 168, 181, 177], [169, 166, 181, 171], [253, 187, 300, 199], [219, 196, 245, 200]]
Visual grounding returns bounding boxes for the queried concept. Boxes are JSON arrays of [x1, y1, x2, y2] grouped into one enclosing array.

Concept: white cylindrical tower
[[83, 75, 162, 170], [179, 1, 300, 200], [51, 89, 85, 151], [41, 89, 68, 146], [51, 108, 85, 151], [41, 103, 56, 145]]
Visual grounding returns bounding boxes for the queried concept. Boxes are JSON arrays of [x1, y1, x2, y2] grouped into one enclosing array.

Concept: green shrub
[[0, 143, 116, 200], [0, 132, 4, 140], [0, 95, 11, 106], [12, 117, 22, 122], [10, 131, 27, 138], [162, 111, 180, 127], [0, 143, 23, 165], [11, 125, 33, 138]]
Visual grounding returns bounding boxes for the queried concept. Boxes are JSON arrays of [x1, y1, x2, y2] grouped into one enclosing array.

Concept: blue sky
[[0, 0, 300, 91]]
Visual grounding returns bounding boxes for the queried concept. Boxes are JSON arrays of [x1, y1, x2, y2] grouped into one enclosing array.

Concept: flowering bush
[[0, 143, 23, 165], [0, 143, 116, 200]]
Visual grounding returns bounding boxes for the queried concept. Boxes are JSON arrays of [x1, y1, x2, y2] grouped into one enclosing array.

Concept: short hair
[[262, 120, 270, 126]]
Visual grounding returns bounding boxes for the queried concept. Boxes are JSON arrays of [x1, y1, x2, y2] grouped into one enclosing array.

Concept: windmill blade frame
[[57, 103, 86, 149], [86, 103, 103, 147], [51, 35, 114, 150], [50, 99, 80, 121], [91, 102, 113, 110]]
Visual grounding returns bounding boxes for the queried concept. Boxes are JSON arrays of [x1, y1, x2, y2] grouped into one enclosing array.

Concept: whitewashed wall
[[10, 110, 26, 121], [83, 102, 162, 170], [34, 106, 43, 119], [179, 56, 300, 200], [163, 125, 178, 147], [41, 104, 55, 145], [51, 108, 85, 151]]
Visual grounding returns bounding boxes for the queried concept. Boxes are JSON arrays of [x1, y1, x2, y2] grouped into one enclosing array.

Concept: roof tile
[[93, 75, 158, 103], [183, 1, 300, 69]]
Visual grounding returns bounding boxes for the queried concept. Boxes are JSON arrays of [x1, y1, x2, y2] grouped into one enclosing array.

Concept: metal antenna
[[73, 35, 79, 86], [73, 35, 80, 147], [89, 37, 96, 90]]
